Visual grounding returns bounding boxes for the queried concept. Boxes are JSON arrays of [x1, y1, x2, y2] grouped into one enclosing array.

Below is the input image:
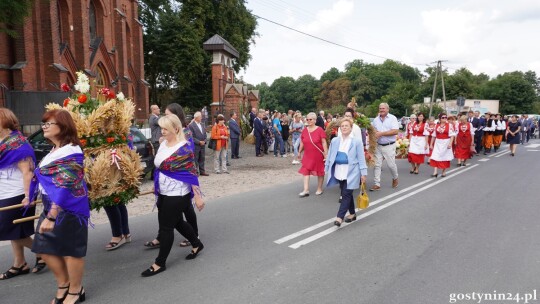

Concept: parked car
[[27, 126, 155, 177]]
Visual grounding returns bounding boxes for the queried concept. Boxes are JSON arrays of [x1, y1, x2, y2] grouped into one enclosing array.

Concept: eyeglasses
[[41, 122, 58, 128], [440, 117, 448, 119]]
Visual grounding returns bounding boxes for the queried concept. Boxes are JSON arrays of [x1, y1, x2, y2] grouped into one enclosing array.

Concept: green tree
[[0, 0, 35, 37], [261, 76, 296, 112], [293, 75, 319, 112], [480, 71, 537, 114], [320, 67, 342, 83], [317, 78, 351, 110], [139, 0, 258, 109]]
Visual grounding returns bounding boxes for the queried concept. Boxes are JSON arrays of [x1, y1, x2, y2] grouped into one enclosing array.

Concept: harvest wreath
[[46, 71, 143, 211]]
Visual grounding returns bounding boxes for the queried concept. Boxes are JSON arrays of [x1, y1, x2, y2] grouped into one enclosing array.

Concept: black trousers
[[194, 146, 206, 174], [231, 137, 240, 157], [155, 194, 201, 267], [103, 204, 130, 237], [255, 135, 263, 156], [474, 131, 483, 153]]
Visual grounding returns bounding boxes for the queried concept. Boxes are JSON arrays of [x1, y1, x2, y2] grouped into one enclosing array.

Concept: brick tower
[[203, 34, 258, 123]]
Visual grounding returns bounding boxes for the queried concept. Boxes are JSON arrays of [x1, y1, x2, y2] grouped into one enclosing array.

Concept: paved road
[[2, 141, 540, 304]]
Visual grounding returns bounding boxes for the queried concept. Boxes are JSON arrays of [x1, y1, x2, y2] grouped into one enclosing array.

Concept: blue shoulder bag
[[335, 151, 349, 165]]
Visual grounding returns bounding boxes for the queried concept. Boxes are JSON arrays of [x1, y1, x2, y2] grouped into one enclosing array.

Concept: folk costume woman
[[27, 109, 89, 304], [407, 113, 428, 175], [454, 115, 475, 167], [425, 117, 436, 160], [493, 114, 506, 152], [429, 113, 455, 178], [142, 115, 204, 277], [483, 114, 496, 155], [0, 108, 45, 280], [405, 114, 417, 140], [325, 118, 367, 227]]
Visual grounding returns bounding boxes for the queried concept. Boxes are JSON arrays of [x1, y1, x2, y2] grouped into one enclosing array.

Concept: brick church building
[[0, 0, 148, 126], [203, 34, 259, 123]]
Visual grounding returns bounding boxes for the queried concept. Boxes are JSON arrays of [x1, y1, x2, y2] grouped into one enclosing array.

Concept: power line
[[253, 14, 429, 68], [258, 0, 404, 51]]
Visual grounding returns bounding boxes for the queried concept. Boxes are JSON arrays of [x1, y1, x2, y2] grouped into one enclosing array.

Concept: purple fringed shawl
[[0, 130, 35, 170], [28, 153, 90, 221], [153, 142, 200, 198]]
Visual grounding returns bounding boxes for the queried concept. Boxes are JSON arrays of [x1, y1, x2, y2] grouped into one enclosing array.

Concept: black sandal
[[32, 257, 47, 273], [0, 262, 30, 280], [53, 284, 70, 304]]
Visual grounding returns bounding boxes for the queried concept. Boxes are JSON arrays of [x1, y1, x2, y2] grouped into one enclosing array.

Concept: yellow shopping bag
[[356, 183, 369, 209]]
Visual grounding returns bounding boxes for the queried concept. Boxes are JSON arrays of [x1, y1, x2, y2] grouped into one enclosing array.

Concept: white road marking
[[287, 164, 479, 249], [527, 150, 540, 152], [489, 150, 508, 158], [274, 166, 464, 245], [495, 151, 511, 157], [526, 144, 540, 148], [478, 158, 490, 162]]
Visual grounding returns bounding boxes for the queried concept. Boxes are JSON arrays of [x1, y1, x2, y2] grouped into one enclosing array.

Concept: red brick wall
[[0, 0, 148, 115]]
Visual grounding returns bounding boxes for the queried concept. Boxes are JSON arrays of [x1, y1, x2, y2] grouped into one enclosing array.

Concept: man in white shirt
[[370, 103, 400, 191]]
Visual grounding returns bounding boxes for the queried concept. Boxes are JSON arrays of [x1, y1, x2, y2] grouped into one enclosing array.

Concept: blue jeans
[[292, 134, 301, 157], [274, 133, 285, 156], [104, 204, 130, 237], [337, 180, 355, 219]]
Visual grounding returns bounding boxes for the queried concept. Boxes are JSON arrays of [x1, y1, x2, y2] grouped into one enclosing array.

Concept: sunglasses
[[306, 118, 314, 121], [441, 117, 448, 119]]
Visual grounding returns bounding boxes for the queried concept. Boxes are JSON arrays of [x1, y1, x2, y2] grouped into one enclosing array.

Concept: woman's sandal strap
[[0, 263, 29, 279]]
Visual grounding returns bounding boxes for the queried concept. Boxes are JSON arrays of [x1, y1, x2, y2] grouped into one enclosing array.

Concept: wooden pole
[[0, 200, 42, 212], [139, 190, 154, 196], [13, 215, 40, 224], [10, 192, 153, 224]]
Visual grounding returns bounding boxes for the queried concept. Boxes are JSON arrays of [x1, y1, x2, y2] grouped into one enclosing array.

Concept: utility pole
[[428, 60, 447, 118]]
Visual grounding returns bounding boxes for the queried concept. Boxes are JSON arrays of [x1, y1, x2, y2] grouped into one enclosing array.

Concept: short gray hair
[[307, 112, 317, 119], [379, 103, 389, 110], [193, 111, 202, 118]]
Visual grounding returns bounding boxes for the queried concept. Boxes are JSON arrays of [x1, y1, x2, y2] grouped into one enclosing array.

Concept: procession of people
[[0, 102, 537, 303]]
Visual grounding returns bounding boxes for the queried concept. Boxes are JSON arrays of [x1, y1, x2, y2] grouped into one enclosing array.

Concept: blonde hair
[[307, 112, 317, 120], [339, 117, 354, 128], [158, 114, 186, 142]]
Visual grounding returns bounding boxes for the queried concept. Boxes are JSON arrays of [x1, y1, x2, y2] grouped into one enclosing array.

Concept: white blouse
[[334, 134, 353, 181], [154, 140, 190, 196]]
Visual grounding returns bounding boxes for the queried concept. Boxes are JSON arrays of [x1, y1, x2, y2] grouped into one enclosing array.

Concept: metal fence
[[6, 91, 69, 135]]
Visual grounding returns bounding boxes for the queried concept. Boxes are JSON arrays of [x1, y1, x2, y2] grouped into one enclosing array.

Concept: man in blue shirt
[[370, 103, 400, 191], [272, 112, 286, 157]]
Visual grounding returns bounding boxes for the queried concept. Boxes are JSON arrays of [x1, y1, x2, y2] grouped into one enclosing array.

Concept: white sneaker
[[292, 160, 300, 164], [281, 154, 287, 158]]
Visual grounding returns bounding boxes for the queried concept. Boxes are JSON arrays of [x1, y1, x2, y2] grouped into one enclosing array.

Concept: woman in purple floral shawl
[[141, 114, 205, 277], [26, 109, 89, 304], [0, 108, 45, 280]]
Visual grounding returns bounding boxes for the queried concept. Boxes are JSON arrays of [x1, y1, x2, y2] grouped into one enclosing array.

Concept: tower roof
[[203, 34, 239, 59]]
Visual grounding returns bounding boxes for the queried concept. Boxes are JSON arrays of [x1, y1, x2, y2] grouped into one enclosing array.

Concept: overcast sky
[[238, 0, 540, 85]]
